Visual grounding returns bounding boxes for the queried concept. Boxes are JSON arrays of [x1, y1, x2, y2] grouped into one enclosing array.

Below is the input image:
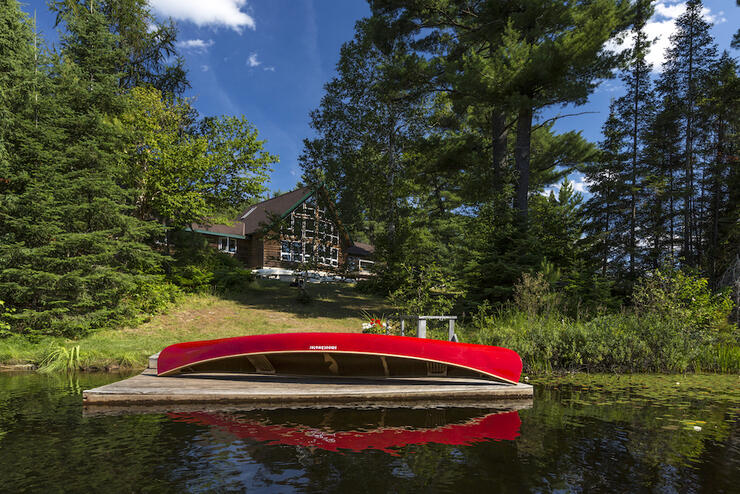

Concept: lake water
[[1, 372, 738, 492]]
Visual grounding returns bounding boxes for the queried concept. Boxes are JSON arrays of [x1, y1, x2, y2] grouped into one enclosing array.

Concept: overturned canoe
[[157, 332, 523, 384]]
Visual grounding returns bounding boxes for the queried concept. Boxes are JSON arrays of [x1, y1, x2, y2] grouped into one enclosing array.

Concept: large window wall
[[279, 195, 340, 267]]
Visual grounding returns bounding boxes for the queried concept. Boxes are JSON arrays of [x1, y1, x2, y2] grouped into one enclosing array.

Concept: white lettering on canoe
[[309, 345, 337, 350]]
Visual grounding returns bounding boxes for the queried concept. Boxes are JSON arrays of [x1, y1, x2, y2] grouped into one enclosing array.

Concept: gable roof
[[189, 221, 245, 239], [238, 186, 313, 235]]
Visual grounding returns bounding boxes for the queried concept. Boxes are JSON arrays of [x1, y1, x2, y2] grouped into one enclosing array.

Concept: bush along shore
[[466, 269, 739, 374]]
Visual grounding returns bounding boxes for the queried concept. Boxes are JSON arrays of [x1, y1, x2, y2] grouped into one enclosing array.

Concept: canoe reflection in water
[[168, 407, 523, 455]]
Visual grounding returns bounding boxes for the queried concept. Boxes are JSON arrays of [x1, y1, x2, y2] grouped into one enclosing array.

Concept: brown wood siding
[[263, 236, 282, 268]]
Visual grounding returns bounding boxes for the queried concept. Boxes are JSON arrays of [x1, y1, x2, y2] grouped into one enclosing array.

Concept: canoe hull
[[157, 333, 523, 384]]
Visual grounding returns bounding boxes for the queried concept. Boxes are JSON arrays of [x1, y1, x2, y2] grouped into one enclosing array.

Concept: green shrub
[[388, 263, 462, 316], [212, 268, 256, 293], [0, 300, 11, 338], [127, 278, 182, 314], [170, 265, 214, 292], [633, 268, 734, 333], [469, 269, 738, 373]]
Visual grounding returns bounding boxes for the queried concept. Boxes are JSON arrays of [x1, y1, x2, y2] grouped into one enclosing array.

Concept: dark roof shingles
[[239, 187, 312, 234]]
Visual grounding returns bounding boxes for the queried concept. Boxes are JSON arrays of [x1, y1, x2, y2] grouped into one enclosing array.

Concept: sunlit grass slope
[[0, 280, 391, 371]]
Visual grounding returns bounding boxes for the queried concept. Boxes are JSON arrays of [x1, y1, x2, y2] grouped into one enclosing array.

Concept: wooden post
[[448, 319, 455, 341], [417, 319, 426, 338]]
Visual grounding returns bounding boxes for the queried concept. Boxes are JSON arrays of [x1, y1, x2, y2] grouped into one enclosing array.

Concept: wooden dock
[[83, 370, 533, 408], [83, 351, 533, 408]]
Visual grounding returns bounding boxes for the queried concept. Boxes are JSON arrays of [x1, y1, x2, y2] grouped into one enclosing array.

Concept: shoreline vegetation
[[1, 273, 737, 375]]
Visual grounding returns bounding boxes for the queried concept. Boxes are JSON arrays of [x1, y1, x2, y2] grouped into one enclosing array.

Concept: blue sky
[[23, 1, 739, 196]]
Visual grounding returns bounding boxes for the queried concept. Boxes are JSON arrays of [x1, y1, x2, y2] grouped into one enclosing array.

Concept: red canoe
[[157, 333, 523, 384], [168, 409, 522, 454]]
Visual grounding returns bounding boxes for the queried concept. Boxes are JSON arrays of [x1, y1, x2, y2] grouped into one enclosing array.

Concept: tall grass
[[38, 344, 81, 373], [465, 268, 739, 374], [467, 307, 739, 374]]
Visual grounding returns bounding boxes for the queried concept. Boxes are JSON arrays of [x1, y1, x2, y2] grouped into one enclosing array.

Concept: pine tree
[[697, 53, 740, 284], [299, 18, 429, 266], [613, 11, 655, 278], [658, 0, 717, 266], [50, 0, 188, 95], [584, 105, 627, 278]]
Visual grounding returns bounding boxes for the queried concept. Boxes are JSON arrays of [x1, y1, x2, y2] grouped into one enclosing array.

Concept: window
[[304, 196, 316, 215], [218, 237, 237, 254], [304, 242, 314, 262], [330, 248, 338, 266], [347, 257, 358, 272], [305, 219, 315, 238], [281, 241, 291, 261], [292, 241, 302, 261]]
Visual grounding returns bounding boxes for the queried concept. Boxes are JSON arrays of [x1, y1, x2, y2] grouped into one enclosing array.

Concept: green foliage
[[513, 271, 559, 319], [38, 344, 80, 373], [0, 1, 275, 338], [388, 263, 461, 316], [0, 301, 11, 338], [124, 87, 277, 228], [633, 268, 734, 333], [168, 232, 254, 294], [471, 268, 738, 374], [127, 279, 181, 314]]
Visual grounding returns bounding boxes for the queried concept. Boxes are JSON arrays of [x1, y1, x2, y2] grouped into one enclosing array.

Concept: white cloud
[[149, 0, 255, 32], [201, 64, 210, 72], [247, 53, 261, 67], [544, 175, 592, 197], [176, 38, 214, 52], [571, 177, 590, 194], [607, 2, 719, 72], [263, 66, 275, 72]]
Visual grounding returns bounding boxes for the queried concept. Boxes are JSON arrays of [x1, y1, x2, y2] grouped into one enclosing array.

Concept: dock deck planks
[[83, 370, 533, 407]]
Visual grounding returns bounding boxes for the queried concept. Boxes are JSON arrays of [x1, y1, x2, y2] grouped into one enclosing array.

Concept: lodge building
[[188, 186, 375, 275]]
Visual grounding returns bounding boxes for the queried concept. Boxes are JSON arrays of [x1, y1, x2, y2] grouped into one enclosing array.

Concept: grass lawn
[[0, 280, 393, 371]]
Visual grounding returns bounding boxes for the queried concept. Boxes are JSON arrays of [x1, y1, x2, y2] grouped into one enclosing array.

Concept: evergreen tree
[[300, 18, 429, 267], [597, 11, 655, 279], [0, 2, 163, 335], [697, 53, 740, 284], [584, 105, 628, 278], [658, 0, 717, 266], [646, 65, 684, 264], [50, 0, 188, 95]]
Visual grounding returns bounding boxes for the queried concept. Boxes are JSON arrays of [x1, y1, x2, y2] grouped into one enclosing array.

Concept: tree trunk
[[491, 110, 507, 193], [683, 20, 695, 265], [386, 116, 397, 250], [514, 102, 532, 224], [629, 64, 640, 278], [710, 114, 725, 286]]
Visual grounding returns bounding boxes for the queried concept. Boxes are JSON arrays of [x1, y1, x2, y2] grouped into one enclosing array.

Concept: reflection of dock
[[83, 370, 533, 408]]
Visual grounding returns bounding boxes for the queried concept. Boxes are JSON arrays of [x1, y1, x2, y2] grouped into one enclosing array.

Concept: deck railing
[[388, 315, 458, 341]]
